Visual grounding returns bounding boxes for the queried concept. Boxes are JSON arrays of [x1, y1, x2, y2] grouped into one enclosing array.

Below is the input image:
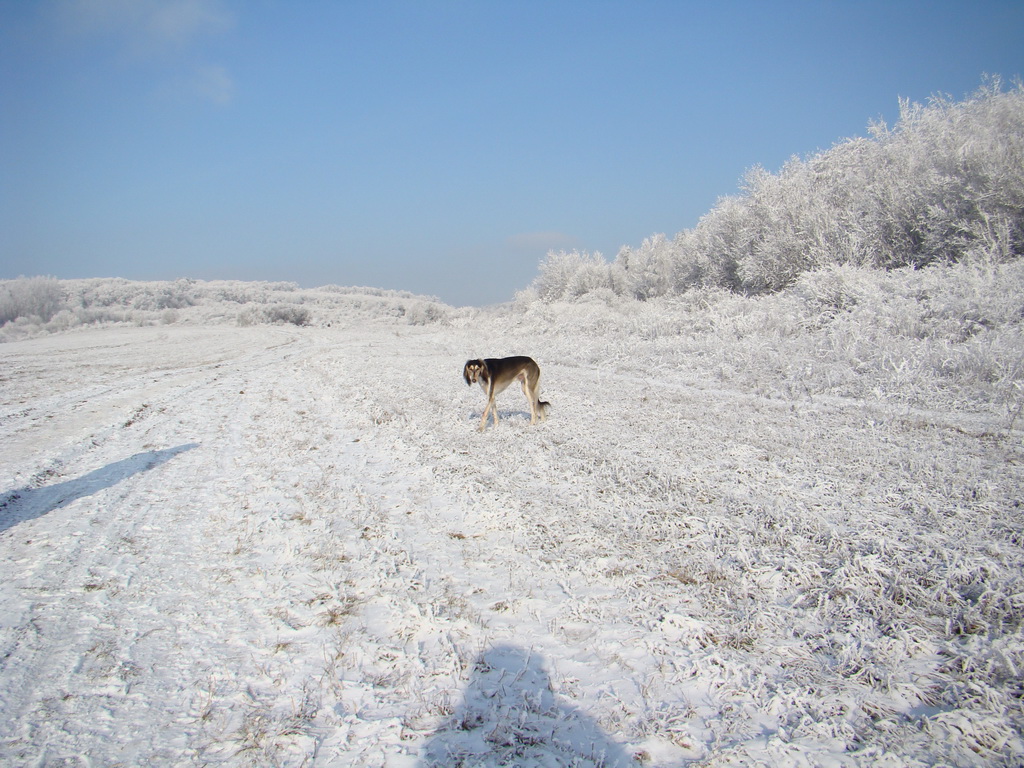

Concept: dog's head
[[463, 359, 485, 385]]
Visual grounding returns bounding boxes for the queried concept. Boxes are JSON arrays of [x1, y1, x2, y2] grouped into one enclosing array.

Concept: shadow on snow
[[0, 443, 199, 533], [420, 644, 637, 767], [468, 409, 538, 425]]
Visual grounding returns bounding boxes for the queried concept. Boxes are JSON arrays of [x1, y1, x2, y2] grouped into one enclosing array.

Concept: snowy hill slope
[[1, 317, 1022, 766]]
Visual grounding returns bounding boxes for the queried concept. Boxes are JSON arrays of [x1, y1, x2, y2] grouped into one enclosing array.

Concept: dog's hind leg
[[519, 375, 537, 424], [526, 372, 545, 424]]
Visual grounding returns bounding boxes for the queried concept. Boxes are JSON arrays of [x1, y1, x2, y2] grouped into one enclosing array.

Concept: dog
[[463, 356, 550, 431]]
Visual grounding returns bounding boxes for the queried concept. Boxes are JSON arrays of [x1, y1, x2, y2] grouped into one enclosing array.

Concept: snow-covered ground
[[1, 315, 1022, 766]]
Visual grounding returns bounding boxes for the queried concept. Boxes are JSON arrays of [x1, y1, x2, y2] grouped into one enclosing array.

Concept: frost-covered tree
[[529, 78, 1024, 302], [531, 250, 613, 301], [617, 234, 678, 300]]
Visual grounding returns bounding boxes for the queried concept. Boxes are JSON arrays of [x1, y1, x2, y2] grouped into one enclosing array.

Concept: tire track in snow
[[0, 326, 313, 764], [2, 325, 505, 765], [0, 326, 301, 483]]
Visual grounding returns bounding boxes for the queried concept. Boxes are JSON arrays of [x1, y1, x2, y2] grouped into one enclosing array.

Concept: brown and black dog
[[463, 356, 550, 431]]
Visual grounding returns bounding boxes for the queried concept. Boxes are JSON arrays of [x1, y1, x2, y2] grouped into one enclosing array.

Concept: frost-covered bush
[[320, 284, 419, 299], [512, 255, 1024, 413], [805, 259, 1024, 406], [792, 263, 874, 321], [264, 304, 311, 326], [616, 235, 682, 300], [0, 276, 65, 325], [67, 278, 199, 311], [238, 304, 311, 327], [128, 279, 198, 311], [0, 277, 455, 341], [530, 250, 614, 301], [401, 300, 450, 325], [70, 278, 144, 308]]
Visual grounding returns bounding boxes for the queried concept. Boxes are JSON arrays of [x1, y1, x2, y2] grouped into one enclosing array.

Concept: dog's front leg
[[479, 397, 494, 431]]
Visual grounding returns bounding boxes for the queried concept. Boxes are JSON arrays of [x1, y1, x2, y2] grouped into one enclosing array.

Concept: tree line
[[529, 78, 1024, 302]]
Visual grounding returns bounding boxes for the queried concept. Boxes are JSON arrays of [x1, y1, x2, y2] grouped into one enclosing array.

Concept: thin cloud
[[58, 0, 232, 53], [192, 63, 233, 105], [55, 0, 234, 104], [146, 0, 232, 47]]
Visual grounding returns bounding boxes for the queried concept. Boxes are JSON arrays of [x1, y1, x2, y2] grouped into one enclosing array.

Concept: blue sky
[[2, 1, 1023, 306]]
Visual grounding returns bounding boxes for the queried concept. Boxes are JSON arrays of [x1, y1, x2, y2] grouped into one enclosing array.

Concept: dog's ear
[[463, 361, 475, 386]]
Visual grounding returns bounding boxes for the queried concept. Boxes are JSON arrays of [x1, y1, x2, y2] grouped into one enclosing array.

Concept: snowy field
[[1, 305, 1022, 766]]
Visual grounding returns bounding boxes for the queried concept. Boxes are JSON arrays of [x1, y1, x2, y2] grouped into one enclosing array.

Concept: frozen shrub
[[531, 250, 613, 301], [236, 308, 258, 327], [134, 279, 197, 310], [264, 304, 310, 326], [794, 264, 873, 322], [238, 304, 311, 326], [403, 301, 450, 325], [45, 309, 79, 333], [0, 276, 65, 325], [617, 235, 679, 300]]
